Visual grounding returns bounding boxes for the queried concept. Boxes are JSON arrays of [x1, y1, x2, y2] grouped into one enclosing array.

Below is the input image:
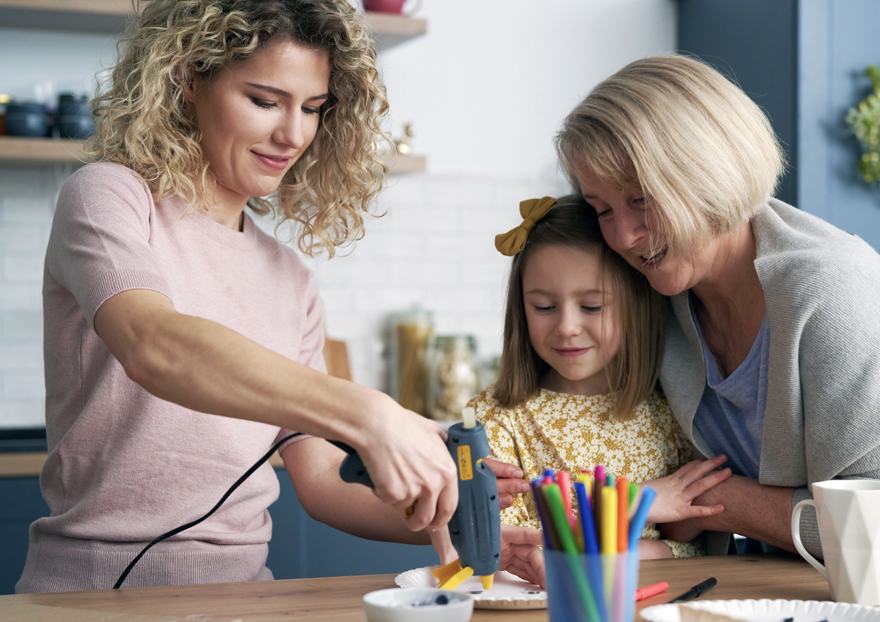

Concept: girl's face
[[574, 163, 719, 297], [522, 245, 621, 396], [183, 38, 330, 214]]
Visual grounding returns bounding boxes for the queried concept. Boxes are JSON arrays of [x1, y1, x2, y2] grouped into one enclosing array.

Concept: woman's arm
[[283, 436, 547, 586], [94, 288, 458, 531]]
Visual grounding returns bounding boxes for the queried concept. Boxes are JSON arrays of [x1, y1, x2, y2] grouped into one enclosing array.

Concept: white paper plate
[[641, 599, 880, 622], [395, 566, 547, 610]]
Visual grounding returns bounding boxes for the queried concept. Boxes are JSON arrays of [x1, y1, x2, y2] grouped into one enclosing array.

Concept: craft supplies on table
[[532, 467, 655, 622]]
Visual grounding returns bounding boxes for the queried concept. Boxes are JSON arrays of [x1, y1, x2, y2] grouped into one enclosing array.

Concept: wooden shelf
[[0, 137, 426, 173], [0, 0, 427, 50]]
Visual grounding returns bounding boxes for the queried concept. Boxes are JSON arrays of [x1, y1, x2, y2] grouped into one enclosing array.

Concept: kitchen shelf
[[0, 0, 427, 51], [0, 137, 426, 173]]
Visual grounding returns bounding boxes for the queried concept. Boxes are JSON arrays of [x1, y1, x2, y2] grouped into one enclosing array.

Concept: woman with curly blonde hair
[[20, 0, 542, 593]]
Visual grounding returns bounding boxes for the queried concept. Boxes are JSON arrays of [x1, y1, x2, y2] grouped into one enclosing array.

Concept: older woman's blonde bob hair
[[87, 0, 389, 258], [556, 54, 786, 256], [493, 195, 666, 420]]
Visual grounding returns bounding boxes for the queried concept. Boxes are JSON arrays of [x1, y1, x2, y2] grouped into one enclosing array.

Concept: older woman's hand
[[643, 455, 732, 524]]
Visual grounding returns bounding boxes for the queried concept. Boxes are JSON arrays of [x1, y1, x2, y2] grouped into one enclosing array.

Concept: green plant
[[846, 65, 880, 184]]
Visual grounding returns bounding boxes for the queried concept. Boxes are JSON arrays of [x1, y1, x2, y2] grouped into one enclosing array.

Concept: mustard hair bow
[[494, 196, 558, 256]]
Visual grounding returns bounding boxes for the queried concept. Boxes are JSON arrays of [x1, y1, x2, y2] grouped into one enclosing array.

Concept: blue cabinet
[[678, 0, 880, 250], [0, 469, 438, 595]]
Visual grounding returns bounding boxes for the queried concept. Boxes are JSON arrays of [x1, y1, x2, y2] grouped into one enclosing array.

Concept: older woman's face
[[184, 38, 330, 211], [574, 163, 718, 297]]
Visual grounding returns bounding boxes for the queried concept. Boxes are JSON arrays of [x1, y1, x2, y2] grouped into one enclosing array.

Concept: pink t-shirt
[[17, 162, 325, 593]]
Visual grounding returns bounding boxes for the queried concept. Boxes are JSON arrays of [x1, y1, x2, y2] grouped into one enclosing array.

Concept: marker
[[534, 484, 562, 551], [615, 477, 629, 552], [606, 473, 615, 488], [669, 577, 717, 603], [601, 486, 617, 555], [635, 581, 669, 601], [557, 470, 574, 529], [628, 486, 656, 551], [530, 478, 552, 549], [628, 482, 639, 518], [575, 481, 599, 554], [592, 466, 604, 534]]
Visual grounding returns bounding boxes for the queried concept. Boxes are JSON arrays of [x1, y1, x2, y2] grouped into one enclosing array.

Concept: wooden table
[[0, 555, 829, 621]]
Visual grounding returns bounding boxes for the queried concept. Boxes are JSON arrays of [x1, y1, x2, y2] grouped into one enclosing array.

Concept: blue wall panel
[[798, 0, 880, 248]]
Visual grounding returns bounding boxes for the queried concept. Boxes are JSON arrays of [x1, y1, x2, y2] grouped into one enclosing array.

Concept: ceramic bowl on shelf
[[57, 93, 95, 139], [363, 588, 473, 622], [5, 101, 49, 138]]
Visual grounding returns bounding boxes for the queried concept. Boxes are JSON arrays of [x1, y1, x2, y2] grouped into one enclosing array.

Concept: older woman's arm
[[660, 476, 796, 551]]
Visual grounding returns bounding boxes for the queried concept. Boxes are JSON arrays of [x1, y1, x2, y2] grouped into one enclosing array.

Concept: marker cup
[[545, 549, 640, 622]]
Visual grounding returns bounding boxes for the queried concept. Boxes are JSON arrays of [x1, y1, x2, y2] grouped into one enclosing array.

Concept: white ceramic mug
[[792, 480, 880, 605]]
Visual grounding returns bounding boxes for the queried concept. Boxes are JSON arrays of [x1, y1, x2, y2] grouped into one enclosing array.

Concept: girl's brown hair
[[493, 195, 667, 420], [87, 0, 389, 258]]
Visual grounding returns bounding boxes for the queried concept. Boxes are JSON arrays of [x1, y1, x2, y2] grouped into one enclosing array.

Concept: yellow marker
[[601, 486, 617, 555], [576, 472, 592, 499]]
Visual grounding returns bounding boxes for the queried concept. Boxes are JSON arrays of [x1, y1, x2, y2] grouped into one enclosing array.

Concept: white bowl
[[363, 588, 474, 622]]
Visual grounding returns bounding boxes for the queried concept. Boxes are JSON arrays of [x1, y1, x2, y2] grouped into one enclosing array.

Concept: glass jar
[[389, 306, 433, 416], [428, 335, 479, 422]]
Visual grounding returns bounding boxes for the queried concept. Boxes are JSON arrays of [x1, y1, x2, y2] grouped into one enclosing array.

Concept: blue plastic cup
[[545, 550, 640, 622]]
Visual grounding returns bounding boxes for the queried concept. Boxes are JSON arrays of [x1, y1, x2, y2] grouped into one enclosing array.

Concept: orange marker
[[616, 476, 629, 552]]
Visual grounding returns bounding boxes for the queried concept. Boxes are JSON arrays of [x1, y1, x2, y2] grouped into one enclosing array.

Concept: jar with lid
[[427, 335, 479, 422], [388, 306, 433, 416]]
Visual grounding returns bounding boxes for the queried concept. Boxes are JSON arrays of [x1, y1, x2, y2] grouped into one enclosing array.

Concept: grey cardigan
[[660, 199, 880, 558]]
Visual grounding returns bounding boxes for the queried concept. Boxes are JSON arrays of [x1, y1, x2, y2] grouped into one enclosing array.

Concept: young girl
[[474, 195, 731, 559]]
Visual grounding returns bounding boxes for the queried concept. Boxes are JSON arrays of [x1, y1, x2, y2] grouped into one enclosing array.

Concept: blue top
[[691, 300, 770, 479]]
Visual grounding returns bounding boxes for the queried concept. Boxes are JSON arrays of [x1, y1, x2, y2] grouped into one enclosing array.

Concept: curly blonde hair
[[87, 0, 390, 257]]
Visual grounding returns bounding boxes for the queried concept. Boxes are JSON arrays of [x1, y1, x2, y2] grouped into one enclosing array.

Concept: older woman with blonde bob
[[19, 0, 541, 593], [556, 54, 880, 559]]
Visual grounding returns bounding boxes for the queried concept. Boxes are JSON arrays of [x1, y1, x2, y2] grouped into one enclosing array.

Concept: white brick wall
[[0, 166, 567, 427], [0, 165, 68, 426]]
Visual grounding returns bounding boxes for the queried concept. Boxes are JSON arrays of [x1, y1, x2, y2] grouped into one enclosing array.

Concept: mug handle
[[792, 499, 827, 579], [404, 0, 423, 16]]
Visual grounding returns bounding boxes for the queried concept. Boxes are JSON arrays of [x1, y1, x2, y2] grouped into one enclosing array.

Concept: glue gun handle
[[329, 440, 375, 489]]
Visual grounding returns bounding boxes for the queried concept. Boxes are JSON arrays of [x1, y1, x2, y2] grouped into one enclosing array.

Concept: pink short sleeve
[[46, 163, 173, 329]]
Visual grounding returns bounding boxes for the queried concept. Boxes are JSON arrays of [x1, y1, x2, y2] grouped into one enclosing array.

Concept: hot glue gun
[[333, 406, 501, 591]]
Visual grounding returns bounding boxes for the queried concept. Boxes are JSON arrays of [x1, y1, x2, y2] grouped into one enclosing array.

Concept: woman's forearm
[[95, 289, 389, 447]]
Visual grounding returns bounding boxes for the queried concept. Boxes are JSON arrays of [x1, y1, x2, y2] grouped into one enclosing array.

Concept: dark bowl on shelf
[[5, 101, 49, 138], [57, 93, 94, 139]]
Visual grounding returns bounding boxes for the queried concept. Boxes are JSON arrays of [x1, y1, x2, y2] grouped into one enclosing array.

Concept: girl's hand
[[429, 525, 546, 588], [482, 458, 531, 509], [643, 455, 731, 523], [499, 525, 545, 588], [638, 539, 673, 560]]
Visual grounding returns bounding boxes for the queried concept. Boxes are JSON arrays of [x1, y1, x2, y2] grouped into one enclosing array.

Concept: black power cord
[[113, 432, 303, 589]]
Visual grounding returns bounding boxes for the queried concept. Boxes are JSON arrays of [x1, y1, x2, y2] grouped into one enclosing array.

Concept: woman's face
[[522, 244, 621, 396], [574, 163, 719, 297], [184, 38, 330, 212]]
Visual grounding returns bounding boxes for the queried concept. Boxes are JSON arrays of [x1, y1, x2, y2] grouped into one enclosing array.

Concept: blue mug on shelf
[[5, 101, 49, 138], [57, 93, 95, 140]]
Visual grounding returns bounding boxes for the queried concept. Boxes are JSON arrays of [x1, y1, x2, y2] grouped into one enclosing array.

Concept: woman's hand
[[643, 455, 731, 524], [483, 458, 531, 509], [356, 396, 459, 532], [430, 525, 546, 588]]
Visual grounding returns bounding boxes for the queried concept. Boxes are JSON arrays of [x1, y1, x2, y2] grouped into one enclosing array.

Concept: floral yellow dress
[[470, 386, 703, 558]]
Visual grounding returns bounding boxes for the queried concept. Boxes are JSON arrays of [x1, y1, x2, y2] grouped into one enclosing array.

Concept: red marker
[[635, 581, 669, 601]]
